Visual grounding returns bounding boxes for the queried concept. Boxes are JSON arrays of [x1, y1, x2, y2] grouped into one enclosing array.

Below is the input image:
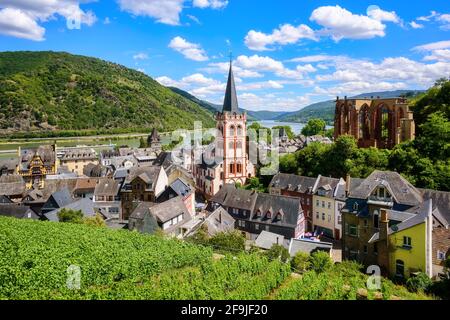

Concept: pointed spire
[[222, 59, 239, 113]]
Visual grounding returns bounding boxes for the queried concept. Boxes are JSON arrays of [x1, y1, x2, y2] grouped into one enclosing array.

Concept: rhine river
[[0, 121, 331, 159]]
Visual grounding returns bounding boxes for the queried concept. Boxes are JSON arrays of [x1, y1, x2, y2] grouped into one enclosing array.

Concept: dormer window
[[266, 210, 272, 219], [353, 203, 359, 211]]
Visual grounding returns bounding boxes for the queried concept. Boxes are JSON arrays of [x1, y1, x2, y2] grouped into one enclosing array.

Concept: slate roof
[[83, 163, 110, 177], [314, 175, 340, 198], [123, 165, 162, 187], [349, 170, 423, 206], [202, 207, 235, 236], [0, 195, 12, 203], [19, 145, 55, 169], [94, 178, 121, 197], [210, 184, 258, 211], [45, 198, 98, 222], [74, 178, 99, 192], [288, 238, 333, 257], [0, 175, 26, 196], [254, 230, 286, 250], [50, 188, 74, 208], [222, 62, 239, 113], [269, 173, 317, 193], [369, 200, 432, 243], [0, 204, 38, 219], [0, 158, 18, 171], [61, 148, 97, 161], [419, 188, 450, 227], [149, 196, 190, 223], [252, 193, 302, 227]]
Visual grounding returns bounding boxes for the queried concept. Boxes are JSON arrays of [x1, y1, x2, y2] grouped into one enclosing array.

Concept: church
[[193, 61, 255, 199]]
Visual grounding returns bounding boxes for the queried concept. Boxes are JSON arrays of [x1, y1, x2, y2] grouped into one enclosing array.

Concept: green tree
[[273, 125, 295, 139], [57, 209, 83, 224], [83, 213, 106, 227], [139, 137, 147, 148], [208, 231, 245, 254], [406, 272, 432, 293], [291, 252, 310, 273], [301, 118, 326, 136], [308, 251, 333, 273], [266, 244, 290, 263]]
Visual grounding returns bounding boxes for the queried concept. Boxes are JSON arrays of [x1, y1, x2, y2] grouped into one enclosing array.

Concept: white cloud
[[413, 40, 450, 52], [0, 8, 45, 41], [0, 0, 97, 40], [310, 5, 386, 41], [288, 55, 338, 63], [186, 14, 200, 24], [103, 17, 111, 24], [168, 36, 208, 61], [423, 49, 450, 61], [367, 6, 402, 24], [181, 73, 219, 86], [117, 0, 184, 25], [415, 11, 450, 30], [133, 52, 149, 60], [409, 21, 424, 29], [244, 23, 316, 51], [239, 92, 311, 112], [204, 62, 264, 78], [316, 81, 408, 97], [192, 0, 228, 9], [238, 80, 284, 91], [156, 76, 181, 87], [417, 11, 439, 22]]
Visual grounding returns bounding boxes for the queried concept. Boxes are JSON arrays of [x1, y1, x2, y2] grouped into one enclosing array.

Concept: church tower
[[215, 61, 254, 185]]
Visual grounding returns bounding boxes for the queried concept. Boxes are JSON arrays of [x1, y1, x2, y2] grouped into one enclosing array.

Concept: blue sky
[[0, 0, 450, 111]]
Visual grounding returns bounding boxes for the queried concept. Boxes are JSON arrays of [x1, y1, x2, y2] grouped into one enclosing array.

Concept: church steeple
[[222, 59, 239, 113]]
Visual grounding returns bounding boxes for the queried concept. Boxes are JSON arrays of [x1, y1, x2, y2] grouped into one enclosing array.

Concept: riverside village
[[1, 60, 449, 296]]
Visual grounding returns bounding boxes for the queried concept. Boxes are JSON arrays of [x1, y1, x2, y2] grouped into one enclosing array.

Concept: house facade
[[59, 148, 98, 176], [269, 173, 317, 232], [17, 145, 57, 188]]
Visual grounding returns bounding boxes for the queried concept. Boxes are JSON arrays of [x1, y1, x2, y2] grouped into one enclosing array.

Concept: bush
[[57, 209, 83, 223], [309, 251, 333, 273], [208, 231, 245, 254], [406, 272, 432, 293], [291, 252, 310, 273], [266, 244, 290, 263]]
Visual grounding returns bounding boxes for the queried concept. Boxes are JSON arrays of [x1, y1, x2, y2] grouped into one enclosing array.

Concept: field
[[0, 217, 431, 300]]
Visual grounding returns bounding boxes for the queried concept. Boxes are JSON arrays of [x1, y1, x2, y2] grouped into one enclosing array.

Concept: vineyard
[[0, 217, 431, 300]]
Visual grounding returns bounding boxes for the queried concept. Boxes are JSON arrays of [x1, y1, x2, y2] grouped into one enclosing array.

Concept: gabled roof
[[349, 170, 423, 206], [169, 178, 192, 197], [0, 195, 12, 203], [124, 165, 162, 187], [202, 207, 235, 236], [269, 173, 317, 193], [0, 158, 18, 171], [74, 178, 99, 192], [314, 175, 340, 198], [0, 175, 26, 196], [254, 230, 286, 250], [0, 204, 38, 219], [49, 188, 74, 208], [288, 238, 333, 257], [210, 184, 258, 211], [44, 198, 98, 222], [419, 188, 450, 227], [94, 178, 121, 197], [252, 193, 302, 227], [149, 196, 190, 223], [222, 61, 239, 113]]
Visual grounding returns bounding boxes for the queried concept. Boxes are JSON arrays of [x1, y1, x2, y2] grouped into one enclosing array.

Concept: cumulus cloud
[[239, 93, 311, 112], [416, 11, 450, 30], [310, 5, 386, 41], [367, 6, 402, 24], [413, 40, 450, 52], [0, 0, 97, 40], [169, 36, 209, 61], [0, 8, 45, 41], [192, 0, 228, 9], [244, 23, 317, 51], [413, 40, 450, 62], [203, 62, 264, 78]]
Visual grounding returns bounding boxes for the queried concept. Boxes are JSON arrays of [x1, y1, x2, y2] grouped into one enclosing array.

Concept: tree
[[57, 209, 83, 224], [273, 125, 295, 139], [279, 153, 298, 174], [248, 122, 272, 144], [139, 137, 147, 148], [406, 272, 432, 293], [415, 112, 450, 161], [83, 213, 106, 227], [244, 177, 266, 192], [266, 244, 290, 263], [208, 231, 245, 254], [301, 118, 326, 136], [291, 252, 310, 273], [308, 251, 333, 273]]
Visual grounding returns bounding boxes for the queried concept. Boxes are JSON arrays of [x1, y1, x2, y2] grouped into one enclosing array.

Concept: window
[[403, 236, 412, 248], [328, 214, 331, 222], [373, 210, 379, 229], [322, 201, 325, 208], [328, 202, 331, 209], [306, 198, 310, 205], [316, 200, 319, 206], [338, 203, 343, 211], [395, 260, 405, 278], [337, 215, 342, 225], [364, 219, 368, 227], [363, 245, 368, 254], [322, 213, 325, 221], [438, 251, 446, 261], [316, 212, 319, 219], [353, 202, 359, 211], [255, 223, 259, 231], [349, 224, 358, 237], [373, 243, 378, 255]]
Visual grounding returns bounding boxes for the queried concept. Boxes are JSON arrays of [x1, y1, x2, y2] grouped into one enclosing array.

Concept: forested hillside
[[0, 51, 215, 136]]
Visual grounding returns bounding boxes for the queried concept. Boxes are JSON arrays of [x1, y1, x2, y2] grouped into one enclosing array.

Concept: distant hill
[[168, 87, 289, 121], [278, 90, 425, 124], [0, 51, 215, 136]]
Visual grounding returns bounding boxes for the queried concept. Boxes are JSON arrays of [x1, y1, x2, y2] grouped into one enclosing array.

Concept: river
[[0, 121, 329, 159]]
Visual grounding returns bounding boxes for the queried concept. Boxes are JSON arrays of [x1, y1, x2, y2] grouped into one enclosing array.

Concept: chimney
[[379, 209, 389, 242], [276, 237, 279, 245], [218, 212, 222, 224], [345, 174, 351, 196]]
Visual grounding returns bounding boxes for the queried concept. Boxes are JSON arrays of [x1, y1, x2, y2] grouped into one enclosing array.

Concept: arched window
[[359, 105, 370, 139], [229, 125, 236, 136], [373, 210, 379, 229], [237, 125, 243, 136]]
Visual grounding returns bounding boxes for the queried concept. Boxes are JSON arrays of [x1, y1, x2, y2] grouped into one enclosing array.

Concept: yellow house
[[59, 148, 98, 176], [369, 200, 433, 279], [17, 145, 57, 189]]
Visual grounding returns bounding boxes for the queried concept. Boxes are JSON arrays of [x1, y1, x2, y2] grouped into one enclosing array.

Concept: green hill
[[0, 217, 431, 300], [278, 90, 425, 124], [0, 51, 215, 137]]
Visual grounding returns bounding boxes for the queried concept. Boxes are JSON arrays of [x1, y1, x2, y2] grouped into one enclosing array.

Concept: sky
[[0, 0, 450, 112]]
